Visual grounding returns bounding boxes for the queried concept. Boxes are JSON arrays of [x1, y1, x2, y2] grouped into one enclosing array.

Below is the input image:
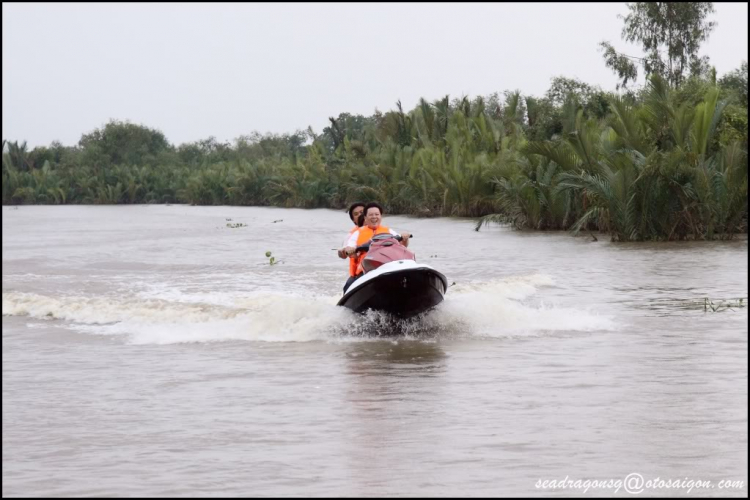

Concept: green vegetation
[[2, 3, 747, 242], [265, 251, 279, 265], [600, 2, 717, 90], [704, 297, 746, 312]]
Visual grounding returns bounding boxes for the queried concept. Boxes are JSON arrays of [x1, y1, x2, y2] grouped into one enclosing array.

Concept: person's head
[[347, 202, 365, 226], [363, 202, 384, 229]]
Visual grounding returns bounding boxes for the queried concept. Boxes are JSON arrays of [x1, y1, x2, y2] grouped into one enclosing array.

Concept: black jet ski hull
[[338, 262, 447, 319]]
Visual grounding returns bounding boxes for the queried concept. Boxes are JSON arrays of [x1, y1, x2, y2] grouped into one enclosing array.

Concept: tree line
[[2, 3, 747, 241]]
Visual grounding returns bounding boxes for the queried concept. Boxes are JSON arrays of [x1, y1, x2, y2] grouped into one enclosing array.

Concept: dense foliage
[[3, 3, 747, 241]]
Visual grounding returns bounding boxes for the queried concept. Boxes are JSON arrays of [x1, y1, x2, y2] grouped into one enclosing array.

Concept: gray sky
[[3, 2, 748, 148]]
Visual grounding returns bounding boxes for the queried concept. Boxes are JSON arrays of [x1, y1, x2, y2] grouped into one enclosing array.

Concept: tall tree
[[718, 61, 748, 108], [600, 2, 716, 89], [78, 120, 171, 167]]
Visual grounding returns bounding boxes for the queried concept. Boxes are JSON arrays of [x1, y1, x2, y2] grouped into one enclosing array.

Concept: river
[[2, 205, 747, 497]]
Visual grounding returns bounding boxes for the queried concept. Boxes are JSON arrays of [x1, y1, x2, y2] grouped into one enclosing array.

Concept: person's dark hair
[[347, 201, 365, 222], [364, 202, 384, 216]]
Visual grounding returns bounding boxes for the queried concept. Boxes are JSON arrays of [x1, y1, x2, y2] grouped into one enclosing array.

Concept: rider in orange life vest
[[338, 201, 365, 282], [337, 201, 365, 258], [344, 202, 411, 282]]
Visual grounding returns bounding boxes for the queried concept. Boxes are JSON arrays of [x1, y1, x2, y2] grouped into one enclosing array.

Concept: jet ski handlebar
[[355, 233, 411, 253]]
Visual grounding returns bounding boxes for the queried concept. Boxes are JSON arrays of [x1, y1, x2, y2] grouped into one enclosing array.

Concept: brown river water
[[2, 205, 747, 497]]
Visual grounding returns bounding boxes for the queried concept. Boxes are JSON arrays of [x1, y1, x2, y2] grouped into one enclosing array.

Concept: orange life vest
[[352, 225, 391, 275]]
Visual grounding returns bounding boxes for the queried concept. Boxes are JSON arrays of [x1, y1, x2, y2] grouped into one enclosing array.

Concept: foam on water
[[3, 290, 350, 344], [426, 273, 617, 337], [2, 274, 616, 344]]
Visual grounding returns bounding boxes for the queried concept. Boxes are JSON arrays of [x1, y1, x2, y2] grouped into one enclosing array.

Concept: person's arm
[[344, 230, 359, 256], [337, 232, 352, 258], [390, 228, 411, 247]]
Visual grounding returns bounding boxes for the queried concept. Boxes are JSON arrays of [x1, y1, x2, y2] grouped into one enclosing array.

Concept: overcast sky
[[3, 2, 748, 148]]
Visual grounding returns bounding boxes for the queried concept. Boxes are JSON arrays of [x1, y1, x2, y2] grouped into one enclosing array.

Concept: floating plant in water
[[265, 251, 281, 265], [704, 297, 746, 312]]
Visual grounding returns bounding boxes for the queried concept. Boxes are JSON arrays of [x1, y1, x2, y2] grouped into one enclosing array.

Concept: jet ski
[[337, 233, 448, 318]]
